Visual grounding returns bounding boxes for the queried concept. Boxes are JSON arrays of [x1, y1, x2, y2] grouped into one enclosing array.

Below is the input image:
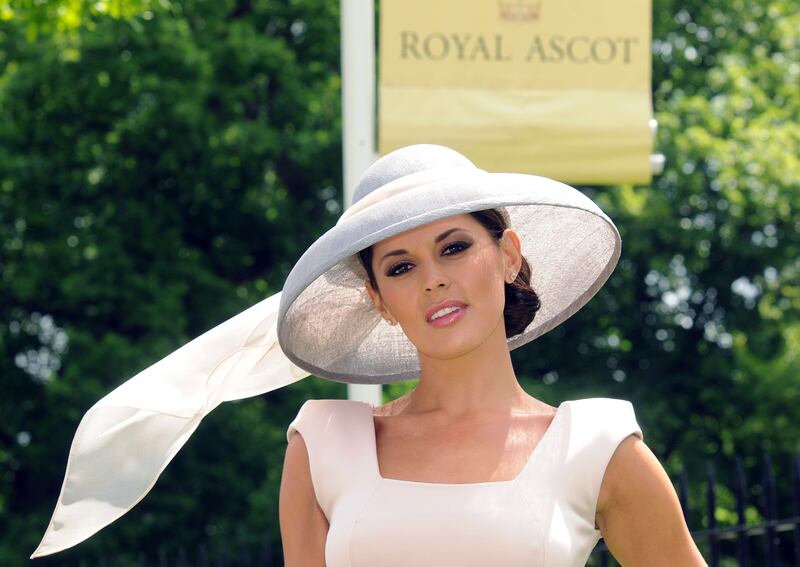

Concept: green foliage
[[1, 1, 342, 564], [0, 0, 797, 565]]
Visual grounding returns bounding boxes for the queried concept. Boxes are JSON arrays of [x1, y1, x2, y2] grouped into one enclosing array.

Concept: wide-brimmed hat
[[32, 143, 620, 559], [278, 144, 621, 384]]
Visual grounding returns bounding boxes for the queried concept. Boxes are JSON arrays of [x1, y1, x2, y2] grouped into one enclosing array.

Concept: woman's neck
[[407, 318, 540, 419]]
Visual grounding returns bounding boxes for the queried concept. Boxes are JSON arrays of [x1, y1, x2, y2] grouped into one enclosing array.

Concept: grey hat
[[277, 144, 621, 384]]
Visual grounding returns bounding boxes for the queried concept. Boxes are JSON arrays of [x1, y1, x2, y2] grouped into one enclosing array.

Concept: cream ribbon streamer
[[31, 291, 310, 558]]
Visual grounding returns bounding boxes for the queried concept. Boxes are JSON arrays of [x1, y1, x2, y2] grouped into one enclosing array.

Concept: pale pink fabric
[[286, 397, 643, 566]]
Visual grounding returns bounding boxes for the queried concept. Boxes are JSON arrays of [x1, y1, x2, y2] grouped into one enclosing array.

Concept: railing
[[82, 539, 279, 567], [590, 453, 800, 566]]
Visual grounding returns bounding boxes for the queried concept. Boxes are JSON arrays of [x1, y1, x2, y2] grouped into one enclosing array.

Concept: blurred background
[[1, 0, 798, 565]]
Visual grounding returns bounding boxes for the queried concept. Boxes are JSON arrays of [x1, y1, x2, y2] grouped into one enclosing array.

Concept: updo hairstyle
[[357, 208, 541, 338]]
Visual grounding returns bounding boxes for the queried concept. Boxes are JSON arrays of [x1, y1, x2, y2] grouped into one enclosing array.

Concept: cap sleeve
[[560, 398, 644, 535], [286, 399, 316, 444], [285, 399, 373, 520]]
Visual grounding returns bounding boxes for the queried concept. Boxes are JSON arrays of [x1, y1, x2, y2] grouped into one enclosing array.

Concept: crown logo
[[498, 0, 542, 21]]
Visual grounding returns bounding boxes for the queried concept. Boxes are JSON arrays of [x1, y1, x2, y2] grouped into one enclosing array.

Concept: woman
[[32, 144, 705, 566], [277, 145, 706, 565]]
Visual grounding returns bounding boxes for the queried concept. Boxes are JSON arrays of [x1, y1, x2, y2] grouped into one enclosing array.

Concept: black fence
[[84, 539, 278, 567], [77, 453, 800, 567], [591, 453, 800, 566]]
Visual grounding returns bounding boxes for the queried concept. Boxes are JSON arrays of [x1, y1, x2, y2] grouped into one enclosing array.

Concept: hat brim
[[277, 171, 620, 384]]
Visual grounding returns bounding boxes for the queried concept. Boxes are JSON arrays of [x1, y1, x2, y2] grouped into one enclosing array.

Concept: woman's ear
[[500, 229, 523, 280], [365, 280, 397, 325]]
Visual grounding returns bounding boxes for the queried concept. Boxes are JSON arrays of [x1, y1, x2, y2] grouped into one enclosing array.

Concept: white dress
[[286, 397, 643, 566]]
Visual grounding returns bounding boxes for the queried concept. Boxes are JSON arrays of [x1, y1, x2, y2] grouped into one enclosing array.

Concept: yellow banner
[[379, 0, 653, 184]]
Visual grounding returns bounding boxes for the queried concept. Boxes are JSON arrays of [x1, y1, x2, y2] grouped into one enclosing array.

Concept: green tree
[[1, 1, 343, 564]]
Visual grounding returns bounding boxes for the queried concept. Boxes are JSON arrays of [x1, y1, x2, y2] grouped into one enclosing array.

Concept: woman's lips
[[427, 305, 467, 328]]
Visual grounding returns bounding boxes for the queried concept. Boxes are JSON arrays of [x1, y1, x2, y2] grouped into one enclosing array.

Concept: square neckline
[[366, 400, 568, 487]]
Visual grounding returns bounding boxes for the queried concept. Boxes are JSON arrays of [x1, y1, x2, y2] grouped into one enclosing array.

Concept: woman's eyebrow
[[377, 227, 466, 265]]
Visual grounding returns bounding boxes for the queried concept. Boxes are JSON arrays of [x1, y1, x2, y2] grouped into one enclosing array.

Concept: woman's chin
[[414, 331, 493, 361], [406, 310, 506, 361]]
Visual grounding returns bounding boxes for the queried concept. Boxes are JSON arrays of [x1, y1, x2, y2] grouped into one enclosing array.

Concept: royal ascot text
[[399, 31, 640, 64]]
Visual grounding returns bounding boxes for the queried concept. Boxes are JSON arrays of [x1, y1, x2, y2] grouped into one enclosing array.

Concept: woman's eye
[[443, 241, 471, 255], [386, 262, 412, 277], [385, 242, 471, 276]]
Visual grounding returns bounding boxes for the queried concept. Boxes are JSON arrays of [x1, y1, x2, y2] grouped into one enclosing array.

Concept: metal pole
[[706, 460, 719, 567], [341, 0, 382, 406], [650, 118, 665, 176]]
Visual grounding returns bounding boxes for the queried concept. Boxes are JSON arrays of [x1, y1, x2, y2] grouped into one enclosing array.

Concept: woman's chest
[[373, 411, 557, 484]]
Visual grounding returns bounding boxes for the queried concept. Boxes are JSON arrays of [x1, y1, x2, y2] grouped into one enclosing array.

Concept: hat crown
[[352, 144, 477, 204]]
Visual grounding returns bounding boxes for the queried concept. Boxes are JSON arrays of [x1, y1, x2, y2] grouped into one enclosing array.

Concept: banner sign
[[379, 0, 653, 184]]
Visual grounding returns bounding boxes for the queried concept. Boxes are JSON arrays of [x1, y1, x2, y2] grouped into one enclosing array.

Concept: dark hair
[[357, 209, 541, 338]]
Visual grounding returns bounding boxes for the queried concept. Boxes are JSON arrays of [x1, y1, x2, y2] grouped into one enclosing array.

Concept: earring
[[507, 271, 517, 283]]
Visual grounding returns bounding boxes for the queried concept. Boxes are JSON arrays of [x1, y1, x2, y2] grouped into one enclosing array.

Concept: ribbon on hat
[[31, 291, 310, 558]]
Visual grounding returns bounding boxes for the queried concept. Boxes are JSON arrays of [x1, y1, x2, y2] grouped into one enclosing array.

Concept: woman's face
[[365, 214, 522, 360]]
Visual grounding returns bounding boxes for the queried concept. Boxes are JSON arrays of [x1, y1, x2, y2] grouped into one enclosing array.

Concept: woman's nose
[[421, 262, 450, 292]]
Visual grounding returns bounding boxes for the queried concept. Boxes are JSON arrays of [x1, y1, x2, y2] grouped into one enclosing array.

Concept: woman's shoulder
[[559, 397, 644, 452], [288, 393, 414, 431], [562, 396, 637, 411], [283, 398, 378, 522], [561, 397, 641, 429], [289, 398, 372, 430], [286, 398, 372, 444], [555, 397, 646, 528], [296, 397, 373, 411], [298, 393, 411, 416]]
